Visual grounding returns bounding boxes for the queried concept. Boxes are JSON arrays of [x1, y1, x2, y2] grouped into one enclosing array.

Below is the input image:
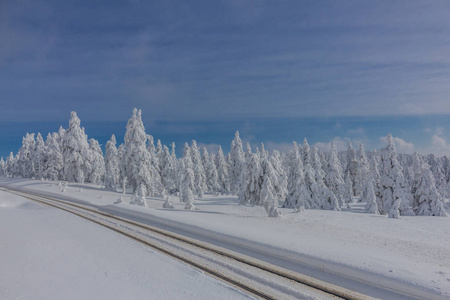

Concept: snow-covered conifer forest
[[1, 109, 448, 218]]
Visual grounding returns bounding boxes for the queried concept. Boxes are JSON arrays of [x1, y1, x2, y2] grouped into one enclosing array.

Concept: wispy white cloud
[[419, 127, 450, 156]]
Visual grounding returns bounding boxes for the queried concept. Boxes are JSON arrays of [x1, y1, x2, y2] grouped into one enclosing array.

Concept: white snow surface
[[0, 189, 251, 300], [1, 178, 450, 299]]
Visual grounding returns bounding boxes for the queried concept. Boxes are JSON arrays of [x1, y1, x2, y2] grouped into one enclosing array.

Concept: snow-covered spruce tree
[[0, 158, 5, 178], [302, 138, 311, 167], [237, 143, 251, 205], [202, 148, 220, 194], [355, 144, 372, 199], [190, 140, 207, 198], [311, 147, 340, 211], [240, 151, 262, 206], [270, 150, 288, 204], [43, 133, 63, 181], [208, 154, 221, 195], [146, 135, 159, 172], [412, 160, 447, 217], [238, 142, 254, 203], [156, 139, 164, 176], [284, 142, 309, 210], [32, 133, 45, 179], [63, 112, 90, 183], [229, 131, 246, 195], [57, 126, 65, 150], [180, 144, 195, 210], [319, 150, 327, 175], [123, 108, 153, 196], [260, 151, 281, 217], [364, 180, 379, 214], [215, 146, 230, 194], [325, 142, 347, 207], [146, 135, 163, 195], [17, 133, 35, 178], [160, 145, 177, 194], [5, 152, 16, 177], [104, 135, 120, 191], [343, 170, 353, 207], [370, 155, 382, 212], [201, 147, 211, 192], [86, 139, 105, 184], [410, 152, 424, 192], [130, 183, 147, 207], [378, 134, 414, 218], [427, 154, 448, 200], [117, 143, 127, 192], [170, 142, 180, 193], [201, 147, 210, 172], [345, 142, 358, 197], [303, 158, 318, 209]]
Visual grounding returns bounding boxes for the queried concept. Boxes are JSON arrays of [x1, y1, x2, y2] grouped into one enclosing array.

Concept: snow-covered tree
[[355, 144, 372, 198], [5, 152, 16, 177], [147, 135, 162, 182], [17, 133, 35, 178], [117, 143, 127, 192], [104, 135, 120, 191], [0, 158, 5, 178], [364, 180, 379, 214], [130, 183, 147, 207], [378, 134, 414, 218], [427, 154, 448, 200], [57, 126, 65, 151], [344, 170, 354, 206], [123, 108, 153, 195], [203, 148, 220, 194], [155, 139, 164, 175], [412, 159, 447, 217], [32, 133, 45, 179], [370, 155, 382, 212], [229, 131, 245, 195], [190, 140, 207, 197], [63, 112, 90, 183], [260, 152, 281, 217], [270, 150, 288, 204], [86, 139, 105, 184], [303, 160, 319, 209], [325, 142, 347, 207], [240, 151, 262, 206], [180, 144, 195, 210], [160, 145, 177, 194], [43, 133, 63, 180], [302, 138, 311, 166], [215, 146, 230, 194], [284, 142, 309, 210], [345, 142, 358, 196], [311, 147, 340, 211]]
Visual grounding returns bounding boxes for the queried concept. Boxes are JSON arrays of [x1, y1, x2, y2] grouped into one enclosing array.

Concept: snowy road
[[2, 187, 366, 300], [1, 179, 449, 300]]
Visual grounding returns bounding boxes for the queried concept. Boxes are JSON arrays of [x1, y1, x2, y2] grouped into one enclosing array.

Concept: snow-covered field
[[1, 178, 450, 299], [0, 188, 251, 300]]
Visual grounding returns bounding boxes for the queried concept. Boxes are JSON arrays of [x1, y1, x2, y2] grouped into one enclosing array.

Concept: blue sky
[[1, 0, 450, 157]]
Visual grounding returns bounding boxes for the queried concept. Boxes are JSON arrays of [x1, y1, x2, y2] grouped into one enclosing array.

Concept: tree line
[[0, 109, 447, 218]]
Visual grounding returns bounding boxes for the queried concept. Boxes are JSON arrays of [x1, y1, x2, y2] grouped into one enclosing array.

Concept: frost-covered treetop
[[69, 111, 81, 128]]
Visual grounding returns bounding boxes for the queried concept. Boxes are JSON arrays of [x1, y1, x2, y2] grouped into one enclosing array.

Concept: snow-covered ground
[[1, 178, 450, 299], [0, 189, 251, 300]]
